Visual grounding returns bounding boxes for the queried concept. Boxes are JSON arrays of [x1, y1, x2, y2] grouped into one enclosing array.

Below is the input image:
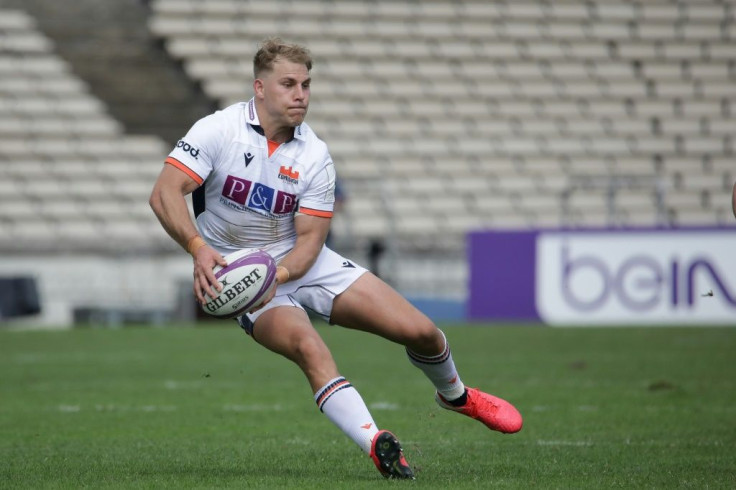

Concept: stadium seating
[[1, 1, 735, 256], [146, 0, 736, 251], [0, 9, 175, 254]]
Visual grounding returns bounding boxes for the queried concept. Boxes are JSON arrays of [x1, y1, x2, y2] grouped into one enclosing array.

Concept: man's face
[[255, 57, 311, 128]]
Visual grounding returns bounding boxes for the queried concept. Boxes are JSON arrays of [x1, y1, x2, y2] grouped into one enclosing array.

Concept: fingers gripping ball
[[202, 249, 277, 318]]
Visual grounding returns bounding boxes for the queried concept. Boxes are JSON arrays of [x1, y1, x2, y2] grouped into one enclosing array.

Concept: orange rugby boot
[[435, 387, 523, 434], [369, 430, 415, 479]]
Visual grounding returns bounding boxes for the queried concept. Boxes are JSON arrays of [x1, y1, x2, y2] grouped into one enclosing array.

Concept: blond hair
[[253, 37, 312, 78]]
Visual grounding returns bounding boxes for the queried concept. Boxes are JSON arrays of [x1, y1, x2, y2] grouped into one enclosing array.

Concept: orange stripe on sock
[[407, 343, 450, 364], [316, 379, 350, 407]]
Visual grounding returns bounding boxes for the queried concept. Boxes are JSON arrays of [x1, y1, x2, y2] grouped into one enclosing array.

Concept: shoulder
[[187, 103, 244, 143], [296, 122, 330, 159], [197, 103, 243, 128]]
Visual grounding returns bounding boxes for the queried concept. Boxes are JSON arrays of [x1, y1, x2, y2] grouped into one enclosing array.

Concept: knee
[[291, 334, 332, 370], [405, 320, 445, 355]]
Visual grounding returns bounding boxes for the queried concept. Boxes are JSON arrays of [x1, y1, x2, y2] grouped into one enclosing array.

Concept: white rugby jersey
[[165, 98, 336, 261]]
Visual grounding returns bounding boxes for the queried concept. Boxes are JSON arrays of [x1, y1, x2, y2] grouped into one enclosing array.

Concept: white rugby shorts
[[237, 246, 368, 335]]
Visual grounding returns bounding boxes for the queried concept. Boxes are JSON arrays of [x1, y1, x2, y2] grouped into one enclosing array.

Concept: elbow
[[149, 186, 162, 216]]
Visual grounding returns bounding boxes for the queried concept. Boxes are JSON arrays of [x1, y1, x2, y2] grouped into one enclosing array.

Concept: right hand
[[192, 245, 227, 305]]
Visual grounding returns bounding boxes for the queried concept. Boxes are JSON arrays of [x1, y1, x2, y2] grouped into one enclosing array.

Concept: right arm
[[149, 164, 226, 304]]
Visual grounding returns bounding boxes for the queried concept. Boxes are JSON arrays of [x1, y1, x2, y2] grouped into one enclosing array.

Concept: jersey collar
[[246, 97, 307, 142]]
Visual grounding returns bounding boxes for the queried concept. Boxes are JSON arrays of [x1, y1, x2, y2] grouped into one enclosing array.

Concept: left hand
[[248, 266, 288, 312]]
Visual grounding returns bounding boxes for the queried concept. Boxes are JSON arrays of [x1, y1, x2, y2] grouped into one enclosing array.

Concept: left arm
[[256, 150, 335, 304], [276, 154, 336, 283], [277, 213, 331, 283], [250, 214, 330, 312]]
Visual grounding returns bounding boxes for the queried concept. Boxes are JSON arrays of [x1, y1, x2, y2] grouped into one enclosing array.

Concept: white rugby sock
[[314, 376, 379, 454], [406, 330, 466, 401]]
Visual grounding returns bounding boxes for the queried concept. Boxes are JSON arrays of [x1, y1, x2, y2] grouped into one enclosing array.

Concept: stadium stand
[[0, 0, 734, 324], [146, 0, 736, 252], [0, 0, 736, 252], [0, 7, 180, 254]]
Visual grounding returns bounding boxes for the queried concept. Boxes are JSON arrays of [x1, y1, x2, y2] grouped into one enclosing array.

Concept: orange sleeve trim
[[165, 156, 204, 185], [299, 207, 333, 218]]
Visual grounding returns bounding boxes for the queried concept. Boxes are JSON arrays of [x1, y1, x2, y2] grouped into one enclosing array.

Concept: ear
[[253, 78, 265, 99]]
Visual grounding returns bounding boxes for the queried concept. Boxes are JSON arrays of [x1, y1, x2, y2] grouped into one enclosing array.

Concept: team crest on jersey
[[278, 165, 299, 184]]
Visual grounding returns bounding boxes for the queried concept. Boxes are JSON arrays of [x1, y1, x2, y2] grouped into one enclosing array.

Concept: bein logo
[[560, 243, 736, 313]]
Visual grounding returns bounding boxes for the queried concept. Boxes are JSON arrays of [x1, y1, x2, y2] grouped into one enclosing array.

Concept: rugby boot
[[435, 387, 523, 434], [369, 430, 415, 479]]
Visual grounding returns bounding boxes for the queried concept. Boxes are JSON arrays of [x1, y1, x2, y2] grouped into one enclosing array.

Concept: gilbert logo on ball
[[202, 249, 277, 318]]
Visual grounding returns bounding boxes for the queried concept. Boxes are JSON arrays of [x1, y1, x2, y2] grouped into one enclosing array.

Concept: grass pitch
[[1, 323, 735, 489]]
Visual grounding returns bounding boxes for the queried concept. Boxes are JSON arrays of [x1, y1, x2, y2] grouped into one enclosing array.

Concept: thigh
[[252, 305, 339, 392], [330, 272, 436, 346], [249, 246, 368, 323], [252, 305, 325, 361]]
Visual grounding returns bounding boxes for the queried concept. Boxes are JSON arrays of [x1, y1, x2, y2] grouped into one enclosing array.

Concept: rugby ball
[[201, 249, 277, 318]]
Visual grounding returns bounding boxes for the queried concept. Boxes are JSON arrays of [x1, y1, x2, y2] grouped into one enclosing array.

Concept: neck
[[254, 99, 295, 143], [264, 126, 294, 143]]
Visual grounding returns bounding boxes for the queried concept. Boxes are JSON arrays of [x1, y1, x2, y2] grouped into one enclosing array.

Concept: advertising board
[[468, 228, 736, 325]]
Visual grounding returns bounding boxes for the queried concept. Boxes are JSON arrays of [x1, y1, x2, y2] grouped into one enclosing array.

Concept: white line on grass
[[537, 440, 594, 447], [58, 405, 81, 412], [369, 401, 399, 410], [223, 404, 284, 412], [531, 405, 599, 412], [56, 404, 178, 412]]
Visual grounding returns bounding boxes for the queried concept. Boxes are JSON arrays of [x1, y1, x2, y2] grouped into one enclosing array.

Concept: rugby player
[[150, 38, 522, 479]]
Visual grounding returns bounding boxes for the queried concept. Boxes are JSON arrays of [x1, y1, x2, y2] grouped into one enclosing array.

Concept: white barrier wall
[[0, 256, 192, 328], [0, 251, 468, 328]]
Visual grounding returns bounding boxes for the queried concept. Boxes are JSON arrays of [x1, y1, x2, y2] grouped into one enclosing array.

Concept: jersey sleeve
[[297, 153, 336, 218], [164, 112, 225, 185]]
